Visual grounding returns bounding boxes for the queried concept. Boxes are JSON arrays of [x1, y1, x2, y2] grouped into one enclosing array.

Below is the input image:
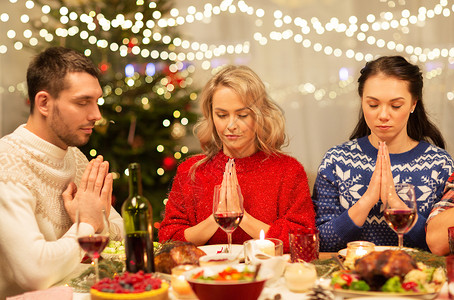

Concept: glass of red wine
[[76, 208, 110, 283], [213, 184, 244, 253], [383, 183, 417, 249]]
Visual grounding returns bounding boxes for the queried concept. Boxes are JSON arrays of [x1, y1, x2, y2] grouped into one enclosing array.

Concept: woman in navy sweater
[[313, 56, 453, 251]]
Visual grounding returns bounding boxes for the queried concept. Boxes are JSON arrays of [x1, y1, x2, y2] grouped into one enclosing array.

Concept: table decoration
[[243, 234, 286, 284], [289, 227, 319, 262], [284, 262, 317, 292], [170, 265, 197, 299], [69, 260, 125, 293], [243, 231, 283, 263], [344, 241, 375, 269]]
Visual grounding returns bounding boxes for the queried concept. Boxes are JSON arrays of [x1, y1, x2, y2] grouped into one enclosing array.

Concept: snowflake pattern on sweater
[[313, 136, 454, 252]]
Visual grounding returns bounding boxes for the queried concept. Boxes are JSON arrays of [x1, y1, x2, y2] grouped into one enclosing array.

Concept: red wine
[[214, 213, 243, 233], [125, 231, 154, 273], [384, 209, 416, 233], [78, 236, 109, 259]]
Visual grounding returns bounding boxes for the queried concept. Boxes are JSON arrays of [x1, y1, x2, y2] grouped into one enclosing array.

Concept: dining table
[[61, 250, 450, 300]]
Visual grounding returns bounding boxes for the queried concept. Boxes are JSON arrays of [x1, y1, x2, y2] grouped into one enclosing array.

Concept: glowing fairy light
[[125, 64, 134, 77]]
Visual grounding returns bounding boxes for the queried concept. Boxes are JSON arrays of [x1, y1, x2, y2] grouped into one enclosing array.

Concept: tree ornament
[[162, 156, 177, 171]]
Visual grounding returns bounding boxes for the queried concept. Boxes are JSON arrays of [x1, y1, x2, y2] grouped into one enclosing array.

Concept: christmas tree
[[29, 0, 199, 226]]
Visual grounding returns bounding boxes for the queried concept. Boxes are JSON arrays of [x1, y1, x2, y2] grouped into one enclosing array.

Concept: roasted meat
[[354, 250, 417, 289], [154, 241, 206, 273]]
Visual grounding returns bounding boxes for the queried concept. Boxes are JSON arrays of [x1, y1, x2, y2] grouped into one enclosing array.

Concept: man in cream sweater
[[0, 47, 124, 299]]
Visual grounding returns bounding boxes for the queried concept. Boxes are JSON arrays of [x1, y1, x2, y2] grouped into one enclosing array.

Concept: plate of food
[[329, 250, 445, 300], [101, 240, 126, 260], [338, 245, 416, 257]]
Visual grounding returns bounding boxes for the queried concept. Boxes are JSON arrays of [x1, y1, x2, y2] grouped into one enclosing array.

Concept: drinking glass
[[76, 208, 110, 282], [289, 228, 319, 263], [448, 226, 454, 254], [213, 184, 244, 253], [383, 183, 417, 249], [446, 255, 454, 299]]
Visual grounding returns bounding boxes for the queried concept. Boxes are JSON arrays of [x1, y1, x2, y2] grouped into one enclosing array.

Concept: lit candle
[[255, 230, 275, 256], [284, 263, 317, 293], [355, 246, 368, 257], [171, 265, 196, 297], [344, 241, 375, 269]]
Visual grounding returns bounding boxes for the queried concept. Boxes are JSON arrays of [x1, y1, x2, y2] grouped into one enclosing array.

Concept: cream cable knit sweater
[[0, 125, 124, 299]]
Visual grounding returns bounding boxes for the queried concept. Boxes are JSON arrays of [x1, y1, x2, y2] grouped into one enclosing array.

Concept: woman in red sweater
[[158, 65, 315, 252]]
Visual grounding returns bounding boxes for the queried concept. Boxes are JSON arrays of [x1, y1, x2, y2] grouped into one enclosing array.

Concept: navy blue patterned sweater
[[313, 136, 454, 252]]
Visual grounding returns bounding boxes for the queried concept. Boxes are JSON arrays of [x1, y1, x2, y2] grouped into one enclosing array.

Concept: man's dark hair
[[26, 47, 99, 113]]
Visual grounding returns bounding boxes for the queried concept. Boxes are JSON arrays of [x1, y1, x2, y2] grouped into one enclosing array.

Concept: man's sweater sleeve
[[0, 182, 83, 291]]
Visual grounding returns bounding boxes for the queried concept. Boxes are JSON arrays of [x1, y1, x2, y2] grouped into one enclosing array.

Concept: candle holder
[[171, 265, 197, 299], [284, 262, 317, 293], [243, 237, 285, 285], [243, 238, 283, 264], [344, 241, 375, 269]]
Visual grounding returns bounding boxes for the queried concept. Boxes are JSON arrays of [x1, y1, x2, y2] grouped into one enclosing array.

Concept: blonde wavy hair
[[191, 65, 287, 175]]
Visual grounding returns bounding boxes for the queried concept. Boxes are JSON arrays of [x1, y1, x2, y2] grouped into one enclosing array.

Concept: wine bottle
[[121, 163, 155, 273]]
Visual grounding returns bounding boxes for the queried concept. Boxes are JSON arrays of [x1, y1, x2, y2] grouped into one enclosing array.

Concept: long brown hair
[[350, 55, 446, 149]]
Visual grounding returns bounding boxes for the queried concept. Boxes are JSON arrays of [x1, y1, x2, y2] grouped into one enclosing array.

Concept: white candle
[[355, 246, 367, 257], [255, 230, 275, 256], [285, 263, 317, 293]]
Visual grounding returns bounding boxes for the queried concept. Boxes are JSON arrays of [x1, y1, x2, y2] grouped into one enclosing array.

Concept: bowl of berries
[[90, 271, 169, 300]]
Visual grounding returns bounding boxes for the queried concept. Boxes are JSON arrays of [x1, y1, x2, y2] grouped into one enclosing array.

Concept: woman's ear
[[411, 100, 417, 113], [34, 91, 51, 117]]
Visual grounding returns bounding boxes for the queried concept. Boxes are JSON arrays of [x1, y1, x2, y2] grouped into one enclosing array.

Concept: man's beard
[[50, 104, 91, 147]]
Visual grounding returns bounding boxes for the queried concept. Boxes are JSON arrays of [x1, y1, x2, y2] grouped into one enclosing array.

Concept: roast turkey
[[154, 241, 206, 274], [354, 250, 417, 289]]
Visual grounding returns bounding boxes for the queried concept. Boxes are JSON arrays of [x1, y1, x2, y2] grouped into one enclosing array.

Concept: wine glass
[[76, 208, 110, 283], [213, 184, 244, 253], [383, 183, 417, 249]]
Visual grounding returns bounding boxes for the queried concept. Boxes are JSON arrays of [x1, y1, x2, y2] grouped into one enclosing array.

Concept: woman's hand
[[185, 159, 243, 245], [348, 142, 386, 226], [220, 159, 243, 212], [381, 143, 414, 212]]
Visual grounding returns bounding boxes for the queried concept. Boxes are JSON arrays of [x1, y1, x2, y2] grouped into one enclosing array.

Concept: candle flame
[[356, 246, 367, 256], [260, 229, 265, 240]]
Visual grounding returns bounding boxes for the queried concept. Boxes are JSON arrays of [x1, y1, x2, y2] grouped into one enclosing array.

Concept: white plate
[[198, 244, 244, 259], [332, 288, 438, 299], [338, 245, 416, 257]]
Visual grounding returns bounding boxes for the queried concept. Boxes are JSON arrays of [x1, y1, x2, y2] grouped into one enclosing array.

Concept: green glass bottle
[[121, 163, 155, 273]]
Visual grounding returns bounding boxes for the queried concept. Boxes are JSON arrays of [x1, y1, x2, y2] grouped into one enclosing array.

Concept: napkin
[[6, 286, 73, 300]]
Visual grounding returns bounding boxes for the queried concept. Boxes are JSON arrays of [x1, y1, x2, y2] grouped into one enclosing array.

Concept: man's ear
[[34, 91, 52, 117]]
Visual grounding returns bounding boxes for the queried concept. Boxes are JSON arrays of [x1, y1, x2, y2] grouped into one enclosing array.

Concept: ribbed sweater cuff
[[333, 210, 362, 241]]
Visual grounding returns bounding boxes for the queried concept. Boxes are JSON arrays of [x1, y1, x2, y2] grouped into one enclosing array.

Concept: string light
[[0, 0, 453, 104], [2, 0, 453, 63]]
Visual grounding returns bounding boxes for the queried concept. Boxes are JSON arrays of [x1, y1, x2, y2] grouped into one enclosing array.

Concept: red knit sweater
[[158, 151, 315, 252]]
